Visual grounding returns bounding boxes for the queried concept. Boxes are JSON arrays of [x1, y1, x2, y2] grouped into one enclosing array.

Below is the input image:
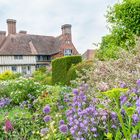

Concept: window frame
[[64, 49, 72, 56]]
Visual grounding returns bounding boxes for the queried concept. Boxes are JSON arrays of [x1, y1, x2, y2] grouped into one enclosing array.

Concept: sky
[[0, 0, 117, 54]]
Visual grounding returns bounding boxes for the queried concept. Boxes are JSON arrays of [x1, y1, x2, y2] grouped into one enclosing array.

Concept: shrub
[[7, 78, 47, 105], [42, 76, 52, 85], [66, 60, 93, 85], [52, 56, 82, 85], [33, 66, 52, 85], [0, 70, 21, 80]]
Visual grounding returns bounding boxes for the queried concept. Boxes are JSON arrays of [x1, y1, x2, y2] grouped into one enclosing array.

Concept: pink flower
[[5, 119, 14, 132]]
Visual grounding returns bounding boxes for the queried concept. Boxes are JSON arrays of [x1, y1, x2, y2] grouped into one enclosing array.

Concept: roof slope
[[0, 34, 60, 55]]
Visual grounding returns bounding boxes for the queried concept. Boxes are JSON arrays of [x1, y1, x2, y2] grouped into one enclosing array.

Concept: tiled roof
[[0, 34, 61, 55]]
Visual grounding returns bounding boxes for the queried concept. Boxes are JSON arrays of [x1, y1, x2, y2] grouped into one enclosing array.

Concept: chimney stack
[[61, 24, 72, 41], [0, 31, 6, 45], [7, 19, 16, 34]]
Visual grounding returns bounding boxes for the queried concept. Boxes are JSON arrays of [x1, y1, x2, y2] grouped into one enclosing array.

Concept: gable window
[[64, 49, 72, 56], [14, 55, 23, 60], [11, 66, 17, 72]]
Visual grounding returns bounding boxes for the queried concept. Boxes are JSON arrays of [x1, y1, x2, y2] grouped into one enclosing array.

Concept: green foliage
[[97, 27, 135, 60], [42, 76, 52, 85], [33, 67, 52, 85], [2, 78, 47, 104], [107, 0, 140, 36], [0, 70, 21, 81], [37, 66, 47, 73], [66, 60, 93, 84], [52, 56, 82, 85], [97, 0, 140, 60]]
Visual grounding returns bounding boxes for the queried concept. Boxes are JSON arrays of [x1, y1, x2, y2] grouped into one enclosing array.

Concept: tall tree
[[97, 0, 140, 60]]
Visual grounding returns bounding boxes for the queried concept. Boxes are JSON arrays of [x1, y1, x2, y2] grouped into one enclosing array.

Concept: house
[[0, 19, 78, 74], [82, 49, 96, 60]]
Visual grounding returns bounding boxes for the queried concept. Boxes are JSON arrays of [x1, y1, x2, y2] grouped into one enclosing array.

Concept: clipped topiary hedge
[[66, 60, 93, 85], [52, 56, 82, 85]]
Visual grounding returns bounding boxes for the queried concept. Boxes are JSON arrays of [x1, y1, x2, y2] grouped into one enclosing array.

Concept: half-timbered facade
[[0, 19, 78, 74]]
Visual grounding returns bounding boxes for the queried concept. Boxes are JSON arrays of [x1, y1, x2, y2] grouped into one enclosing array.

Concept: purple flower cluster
[[66, 84, 101, 139], [59, 124, 68, 134], [43, 115, 51, 122], [40, 105, 51, 135], [59, 119, 68, 134], [43, 105, 50, 114], [66, 83, 124, 139], [136, 97, 140, 115], [40, 128, 48, 135], [0, 98, 11, 108]]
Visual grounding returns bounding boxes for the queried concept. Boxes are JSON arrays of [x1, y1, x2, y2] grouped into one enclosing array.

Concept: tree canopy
[[97, 0, 140, 60]]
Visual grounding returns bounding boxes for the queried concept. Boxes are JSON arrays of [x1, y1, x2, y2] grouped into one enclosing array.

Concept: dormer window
[[64, 49, 72, 56]]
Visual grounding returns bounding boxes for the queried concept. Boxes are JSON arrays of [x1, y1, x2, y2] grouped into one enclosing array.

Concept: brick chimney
[[61, 24, 72, 41], [0, 31, 6, 45], [7, 19, 16, 34]]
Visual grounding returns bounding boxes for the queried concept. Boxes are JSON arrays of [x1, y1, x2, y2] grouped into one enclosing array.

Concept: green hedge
[[52, 56, 82, 85], [66, 60, 93, 85]]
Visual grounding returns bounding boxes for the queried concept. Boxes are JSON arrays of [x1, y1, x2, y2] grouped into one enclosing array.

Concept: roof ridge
[[29, 40, 38, 55]]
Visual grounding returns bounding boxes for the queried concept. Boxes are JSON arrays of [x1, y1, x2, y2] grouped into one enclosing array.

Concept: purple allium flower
[[111, 125, 117, 129], [83, 120, 88, 125], [93, 133, 98, 137], [136, 97, 140, 107], [111, 112, 117, 119], [40, 128, 48, 135], [73, 125, 78, 130], [43, 115, 51, 122], [70, 128, 75, 135], [120, 95, 127, 105], [132, 134, 137, 140], [0, 98, 11, 108], [121, 109, 125, 115], [73, 89, 79, 95], [59, 124, 68, 134], [132, 88, 138, 94], [102, 116, 107, 121], [80, 123, 85, 128], [136, 79, 140, 87], [78, 131, 82, 136], [132, 114, 139, 124], [43, 105, 50, 114], [136, 107, 140, 115], [91, 127, 97, 132], [59, 120, 65, 125]]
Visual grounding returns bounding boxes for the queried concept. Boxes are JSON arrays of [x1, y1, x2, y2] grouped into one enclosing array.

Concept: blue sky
[[0, 0, 117, 54]]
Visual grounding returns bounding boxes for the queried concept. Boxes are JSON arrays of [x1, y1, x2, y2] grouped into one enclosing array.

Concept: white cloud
[[0, 0, 117, 54]]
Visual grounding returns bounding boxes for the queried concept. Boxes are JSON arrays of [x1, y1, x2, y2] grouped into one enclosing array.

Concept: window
[[11, 66, 17, 72], [36, 55, 51, 61], [66, 40, 70, 44], [14, 55, 23, 59], [64, 49, 72, 56], [28, 66, 31, 71]]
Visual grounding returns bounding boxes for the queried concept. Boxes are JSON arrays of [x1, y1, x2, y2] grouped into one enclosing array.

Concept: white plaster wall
[[0, 56, 36, 65], [0, 65, 36, 74]]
